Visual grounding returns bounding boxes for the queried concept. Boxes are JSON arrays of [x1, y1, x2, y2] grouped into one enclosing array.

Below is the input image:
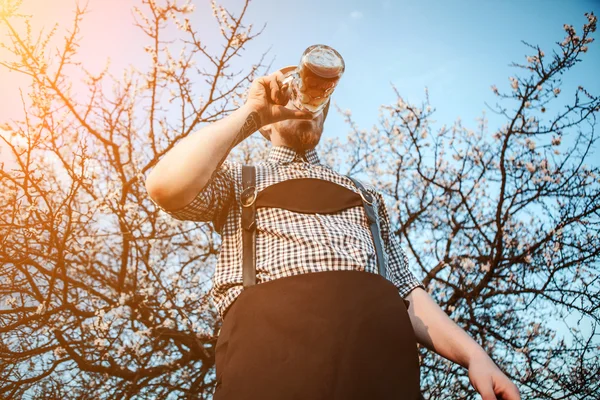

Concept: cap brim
[[278, 65, 297, 75]]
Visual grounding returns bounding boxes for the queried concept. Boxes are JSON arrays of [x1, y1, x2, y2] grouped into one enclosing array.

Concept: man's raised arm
[[145, 69, 313, 211], [145, 104, 260, 211]]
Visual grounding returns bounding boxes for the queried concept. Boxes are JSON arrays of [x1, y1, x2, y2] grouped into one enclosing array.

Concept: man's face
[[273, 101, 326, 151]]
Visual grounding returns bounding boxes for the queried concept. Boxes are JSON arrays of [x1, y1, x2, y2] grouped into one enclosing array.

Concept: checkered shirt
[[155, 145, 425, 320]]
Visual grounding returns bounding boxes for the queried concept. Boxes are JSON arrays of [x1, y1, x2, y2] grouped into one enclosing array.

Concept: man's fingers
[[273, 105, 313, 120], [279, 82, 290, 104], [488, 369, 521, 400], [248, 71, 307, 123], [265, 73, 286, 105], [476, 380, 497, 400], [496, 381, 521, 400], [256, 78, 270, 98], [268, 78, 280, 104]]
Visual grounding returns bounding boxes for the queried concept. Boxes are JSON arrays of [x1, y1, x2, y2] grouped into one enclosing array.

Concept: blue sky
[[1, 0, 598, 144], [206, 0, 600, 146], [1, 0, 597, 369]]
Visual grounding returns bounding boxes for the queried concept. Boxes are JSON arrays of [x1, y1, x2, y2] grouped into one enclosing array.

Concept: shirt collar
[[267, 145, 321, 165]]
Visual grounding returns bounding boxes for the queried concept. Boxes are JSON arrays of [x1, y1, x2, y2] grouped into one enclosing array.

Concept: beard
[[277, 119, 323, 152]]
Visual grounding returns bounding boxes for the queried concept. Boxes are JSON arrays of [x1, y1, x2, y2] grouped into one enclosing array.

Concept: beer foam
[[305, 48, 343, 78]]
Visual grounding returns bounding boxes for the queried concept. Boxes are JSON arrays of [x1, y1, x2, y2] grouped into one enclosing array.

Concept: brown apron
[[213, 167, 421, 400]]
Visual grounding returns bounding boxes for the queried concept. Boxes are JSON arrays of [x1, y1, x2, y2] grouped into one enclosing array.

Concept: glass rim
[[302, 44, 345, 74]]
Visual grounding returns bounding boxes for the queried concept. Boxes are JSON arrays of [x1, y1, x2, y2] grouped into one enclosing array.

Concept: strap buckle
[[359, 190, 373, 205], [241, 186, 257, 207]]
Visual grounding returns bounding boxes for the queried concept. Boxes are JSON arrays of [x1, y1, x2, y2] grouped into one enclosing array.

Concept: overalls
[[213, 165, 422, 400]]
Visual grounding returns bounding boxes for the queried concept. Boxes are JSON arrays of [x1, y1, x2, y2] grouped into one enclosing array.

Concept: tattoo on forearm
[[215, 111, 261, 169], [237, 111, 262, 146]]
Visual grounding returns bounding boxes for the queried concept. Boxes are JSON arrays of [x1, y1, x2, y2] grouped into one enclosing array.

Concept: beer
[[283, 45, 345, 114]]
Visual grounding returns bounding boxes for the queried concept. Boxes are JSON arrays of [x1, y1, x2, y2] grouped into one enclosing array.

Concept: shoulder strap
[[241, 165, 257, 287], [240, 169, 387, 284], [346, 177, 388, 280]]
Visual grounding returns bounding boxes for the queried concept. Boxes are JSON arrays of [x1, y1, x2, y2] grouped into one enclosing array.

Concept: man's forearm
[[405, 287, 488, 368], [145, 104, 261, 211]]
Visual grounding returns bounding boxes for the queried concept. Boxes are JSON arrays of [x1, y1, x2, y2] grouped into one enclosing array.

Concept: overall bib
[[213, 166, 422, 400]]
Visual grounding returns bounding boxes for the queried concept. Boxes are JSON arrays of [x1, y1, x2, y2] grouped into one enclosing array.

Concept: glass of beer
[[282, 44, 345, 115]]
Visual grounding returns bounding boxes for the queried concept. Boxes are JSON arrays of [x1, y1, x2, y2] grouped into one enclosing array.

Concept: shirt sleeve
[[152, 160, 236, 232], [374, 191, 425, 298]]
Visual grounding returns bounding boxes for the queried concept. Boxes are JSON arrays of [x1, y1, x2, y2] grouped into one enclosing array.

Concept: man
[[145, 68, 521, 400]]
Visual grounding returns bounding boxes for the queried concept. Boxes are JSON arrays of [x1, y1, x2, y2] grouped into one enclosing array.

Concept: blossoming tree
[[0, 0, 597, 398]]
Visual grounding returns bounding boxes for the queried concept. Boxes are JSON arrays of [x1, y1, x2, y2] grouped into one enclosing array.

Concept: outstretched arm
[[373, 191, 521, 399], [406, 287, 521, 400]]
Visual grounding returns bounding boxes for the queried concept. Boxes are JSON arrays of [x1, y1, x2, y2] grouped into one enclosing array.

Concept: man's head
[[258, 65, 330, 152]]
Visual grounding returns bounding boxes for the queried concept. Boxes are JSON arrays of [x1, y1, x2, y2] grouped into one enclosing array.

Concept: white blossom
[[36, 302, 46, 315], [54, 347, 67, 358], [163, 319, 175, 329]]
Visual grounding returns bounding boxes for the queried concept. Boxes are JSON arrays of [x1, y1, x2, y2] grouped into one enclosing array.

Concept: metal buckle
[[241, 186, 257, 207], [359, 190, 373, 205]]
